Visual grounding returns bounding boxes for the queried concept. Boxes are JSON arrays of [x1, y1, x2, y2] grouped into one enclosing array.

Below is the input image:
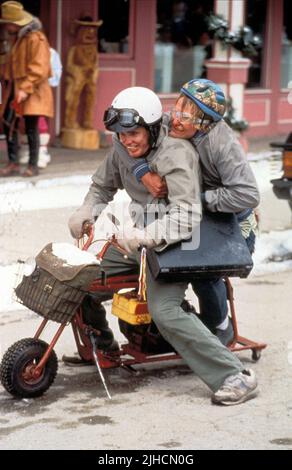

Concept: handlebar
[[80, 223, 95, 251], [79, 224, 129, 260]]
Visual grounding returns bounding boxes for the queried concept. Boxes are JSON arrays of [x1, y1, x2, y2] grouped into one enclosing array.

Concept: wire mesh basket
[[15, 266, 87, 324]]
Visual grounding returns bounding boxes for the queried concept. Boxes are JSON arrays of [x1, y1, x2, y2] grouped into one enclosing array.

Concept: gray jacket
[[192, 120, 260, 213], [81, 127, 201, 249], [122, 117, 260, 214]]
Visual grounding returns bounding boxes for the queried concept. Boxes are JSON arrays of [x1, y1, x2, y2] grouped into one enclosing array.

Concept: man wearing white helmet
[[117, 79, 260, 348], [68, 86, 257, 406]]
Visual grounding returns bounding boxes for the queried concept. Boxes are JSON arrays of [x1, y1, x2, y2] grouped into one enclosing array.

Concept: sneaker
[[38, 148, 51, 168], [62, 338, 119, 366], [87, 324, 119, 353], [95, 337, 120, 353], [216, 317, 234, 346], [19, 144, 51, 167], [212, 369, 258, 406]]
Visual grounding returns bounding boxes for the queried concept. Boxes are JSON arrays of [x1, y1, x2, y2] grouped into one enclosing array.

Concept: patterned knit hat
[[180, 79, 226, 121]]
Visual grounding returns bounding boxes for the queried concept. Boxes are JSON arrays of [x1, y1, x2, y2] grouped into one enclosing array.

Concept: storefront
[[2, 0, 291, 139]]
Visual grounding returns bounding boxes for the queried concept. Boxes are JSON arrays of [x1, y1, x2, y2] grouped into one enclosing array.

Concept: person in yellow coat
[[0, 1, 53, 177]]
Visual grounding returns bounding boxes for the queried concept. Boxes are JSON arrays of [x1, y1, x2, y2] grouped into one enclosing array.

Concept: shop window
[[98, 0, 130, 54], [281, 0, 292, 88], [14, 0, 40, 16], [245, 0, 267, 89], [155, 0, 213, 94]]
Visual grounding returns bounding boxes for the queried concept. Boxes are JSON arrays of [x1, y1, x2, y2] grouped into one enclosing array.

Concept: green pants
[[87, 245, 243, 392]]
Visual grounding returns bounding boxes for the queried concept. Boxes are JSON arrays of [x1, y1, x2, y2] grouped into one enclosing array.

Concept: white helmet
[[103, 87, 163, 147]]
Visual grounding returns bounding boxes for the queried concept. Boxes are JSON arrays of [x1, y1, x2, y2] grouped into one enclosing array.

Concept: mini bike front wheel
[[0, 338, 58, 398]]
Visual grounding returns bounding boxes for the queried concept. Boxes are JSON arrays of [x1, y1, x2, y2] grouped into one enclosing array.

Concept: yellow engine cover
[[112, 292, 151, 325], [283, 151, 292, 179]]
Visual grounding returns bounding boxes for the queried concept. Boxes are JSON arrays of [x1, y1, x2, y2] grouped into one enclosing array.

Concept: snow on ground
[[247, 150, 282, 162], [252, 229, 292, 275], [0, 175, 132, 313], [248, 151, 283, 193], [0, 263, 25, 313], [0, 176, 91, 214], [51, 243, 100, 266], [0, 175, 126, 215], [0, 150, 284, 214]]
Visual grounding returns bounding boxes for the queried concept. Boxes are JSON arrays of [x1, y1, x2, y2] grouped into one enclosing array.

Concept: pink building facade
[[29, 0, 292, 140]]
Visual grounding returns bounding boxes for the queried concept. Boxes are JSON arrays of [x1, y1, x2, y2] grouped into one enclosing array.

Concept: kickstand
[[88, 331, 112, 400]]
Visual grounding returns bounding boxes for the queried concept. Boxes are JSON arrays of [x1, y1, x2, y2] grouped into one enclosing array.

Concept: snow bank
[[0, 264, 26, 313], [0, 151, 283, 214], [249, 155, 283, 193], [0, 174, 131, 215], [252, 229, 292, 275], [247, 150, 282, 162], [0, 179, 90, 214]]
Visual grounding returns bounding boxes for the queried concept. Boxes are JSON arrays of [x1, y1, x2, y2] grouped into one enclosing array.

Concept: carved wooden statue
[[62, 16, 102, 149]]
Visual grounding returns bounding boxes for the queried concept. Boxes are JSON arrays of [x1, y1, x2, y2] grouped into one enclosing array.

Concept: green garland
[[207, 13, 262, 58]]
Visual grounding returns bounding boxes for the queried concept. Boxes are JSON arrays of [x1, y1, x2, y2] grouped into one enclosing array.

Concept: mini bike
[[0, 230, 267, 399]]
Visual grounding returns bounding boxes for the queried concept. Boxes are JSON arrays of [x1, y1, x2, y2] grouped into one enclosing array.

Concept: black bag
[[147, 212, 253, 281], [15, 243, 99, 323]]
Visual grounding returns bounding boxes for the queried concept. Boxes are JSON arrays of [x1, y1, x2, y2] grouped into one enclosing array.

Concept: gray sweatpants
[[91, 245, 243, 392]]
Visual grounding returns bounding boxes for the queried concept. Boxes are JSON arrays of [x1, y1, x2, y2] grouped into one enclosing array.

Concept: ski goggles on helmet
[[103, 107, 146, 129]]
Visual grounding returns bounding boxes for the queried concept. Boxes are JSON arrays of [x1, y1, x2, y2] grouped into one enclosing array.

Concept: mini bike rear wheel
[[0, 338, 58, 398]]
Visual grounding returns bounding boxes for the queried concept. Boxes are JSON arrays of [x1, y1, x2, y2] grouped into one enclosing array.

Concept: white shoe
[[19, 149, 29, 164], [212, 369, 258, 406], [19, 142, 51, 168], [37, 148, 51, 168], [40, 133, 50, 146]]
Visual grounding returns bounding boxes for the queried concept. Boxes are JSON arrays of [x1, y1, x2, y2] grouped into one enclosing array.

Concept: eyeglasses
[[103, 107, 145, 128], [170, 109, 195, 124], [170, 109, 212, 127]]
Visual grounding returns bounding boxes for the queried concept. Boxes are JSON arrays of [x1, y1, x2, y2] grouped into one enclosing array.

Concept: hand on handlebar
[[82, 221, 94, 237], [115, 227, 157, 254], [68, 206, 95, 239]]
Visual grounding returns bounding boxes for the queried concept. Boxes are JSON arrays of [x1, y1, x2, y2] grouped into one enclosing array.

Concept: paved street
[[0, 267, 291, 450]]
